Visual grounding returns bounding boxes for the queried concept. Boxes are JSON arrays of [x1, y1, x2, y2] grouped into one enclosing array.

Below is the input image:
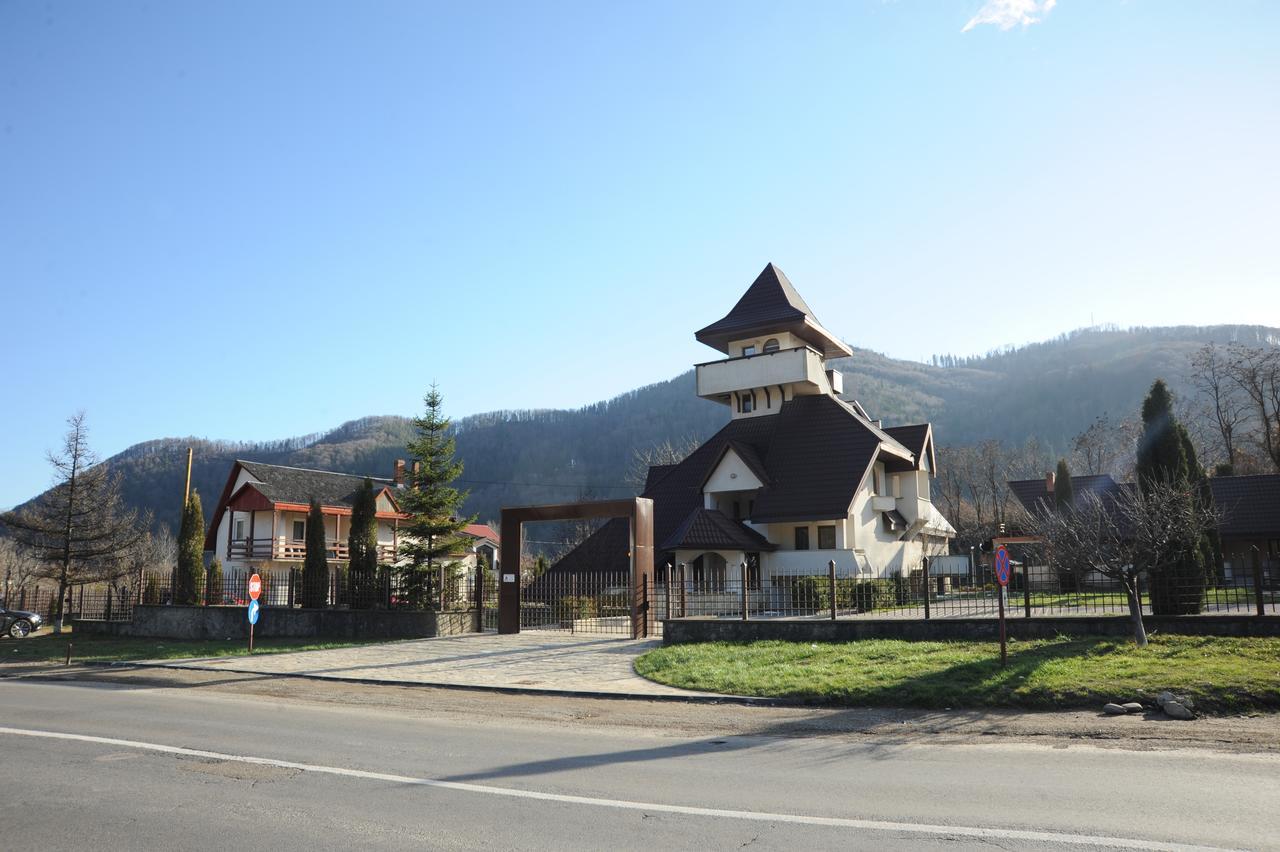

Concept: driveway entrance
[[148, 632, 709, 697]]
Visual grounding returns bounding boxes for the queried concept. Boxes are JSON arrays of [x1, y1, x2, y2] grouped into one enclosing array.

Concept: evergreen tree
[[347, 478, 379, 608], [205, 557, 224, 605], [1136, 380, 1208, 614], [1053, 458, 1074, 511], [399, 385, 475, 609], [174, 491, 205, 606], [301, 499, 330, 608]]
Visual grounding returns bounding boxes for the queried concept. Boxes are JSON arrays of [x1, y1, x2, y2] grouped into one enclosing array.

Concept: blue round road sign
[[248, 598, 260, 625], [994, 546, 1011, 587]]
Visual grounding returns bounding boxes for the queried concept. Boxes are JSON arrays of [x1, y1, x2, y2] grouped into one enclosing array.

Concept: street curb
[[78, 659, 788, 707]]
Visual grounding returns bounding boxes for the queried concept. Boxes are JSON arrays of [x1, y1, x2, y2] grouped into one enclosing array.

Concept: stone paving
[[147, 631, 721, 698]]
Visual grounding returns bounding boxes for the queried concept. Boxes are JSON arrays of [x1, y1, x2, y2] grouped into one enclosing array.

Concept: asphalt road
[[1, 677, 1277, 851]]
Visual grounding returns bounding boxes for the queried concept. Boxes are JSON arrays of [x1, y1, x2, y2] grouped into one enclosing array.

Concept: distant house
[[551, 263, 955, 591], [204, 460, 498, 589], [1008, 470, 1280, 584]]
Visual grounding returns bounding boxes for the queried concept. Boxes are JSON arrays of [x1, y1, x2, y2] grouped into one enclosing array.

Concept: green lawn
[[635, 635, 1280, 713], [1, 628, 384, 667]]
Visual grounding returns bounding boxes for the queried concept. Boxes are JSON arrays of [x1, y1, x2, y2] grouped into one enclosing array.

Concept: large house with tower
[[551, 262, 955, 591]]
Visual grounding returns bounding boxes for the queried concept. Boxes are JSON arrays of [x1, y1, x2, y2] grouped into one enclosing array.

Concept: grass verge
[[1, 627, 385, 667], [635, 635, 1280, 713]]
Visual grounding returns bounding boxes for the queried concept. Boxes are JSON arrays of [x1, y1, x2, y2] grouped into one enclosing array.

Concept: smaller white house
[[205, 460, 498, 585]]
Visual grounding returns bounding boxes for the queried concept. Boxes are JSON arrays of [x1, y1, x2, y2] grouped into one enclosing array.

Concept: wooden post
[[741, 561, 748, 621], [270, 509, 278, 559], [829, 560, 837, 621], [226, 508, 234, 556], [248, 510, 256, 560], [1253, 546, 1266, 618]]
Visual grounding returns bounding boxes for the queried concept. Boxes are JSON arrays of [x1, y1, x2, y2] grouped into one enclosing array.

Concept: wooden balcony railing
[[228, 538, 398, 562]]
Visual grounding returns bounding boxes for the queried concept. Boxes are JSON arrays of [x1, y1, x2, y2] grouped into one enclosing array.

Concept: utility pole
[[183, 447, 194, 505]]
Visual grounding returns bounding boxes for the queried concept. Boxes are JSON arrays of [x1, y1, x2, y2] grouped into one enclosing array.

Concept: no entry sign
[[994, 546, 1011, 587], [248, 573, 262, 601]]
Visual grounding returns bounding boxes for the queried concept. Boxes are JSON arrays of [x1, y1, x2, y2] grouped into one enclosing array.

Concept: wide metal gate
[[519, 571, 638, 636]]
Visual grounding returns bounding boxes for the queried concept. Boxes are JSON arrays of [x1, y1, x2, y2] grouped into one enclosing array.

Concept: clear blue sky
[[2, 0, 1277, 507]]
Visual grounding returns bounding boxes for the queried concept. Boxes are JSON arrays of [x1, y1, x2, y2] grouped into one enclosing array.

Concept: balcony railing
[[227, 538, 398, 562]]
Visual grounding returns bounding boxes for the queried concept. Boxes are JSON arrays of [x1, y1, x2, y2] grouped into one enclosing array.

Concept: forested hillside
[[11, 324, 1278, 535]]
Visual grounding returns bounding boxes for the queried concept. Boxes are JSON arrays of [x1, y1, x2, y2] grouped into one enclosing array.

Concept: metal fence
[[665, 554, 1279, 623]]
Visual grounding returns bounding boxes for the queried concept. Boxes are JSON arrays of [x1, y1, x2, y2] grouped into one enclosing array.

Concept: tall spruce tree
[[1053, 458, 1074, 511], [174, 491, 205, 605], [301, 499, 329, 608], [347, 478, 379, 608], [399, 385, 474, 610], [1136, 380, 1209, 614]]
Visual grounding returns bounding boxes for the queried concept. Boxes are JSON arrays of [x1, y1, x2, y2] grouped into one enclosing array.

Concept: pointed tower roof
[[694, 263, 853, 358]]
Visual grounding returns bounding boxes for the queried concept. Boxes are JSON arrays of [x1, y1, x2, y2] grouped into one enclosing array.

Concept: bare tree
[[1224, 345, 1280, 472], [624, 435, 702, 492], [0, 539, 42, 603], [1027, 481, 1219, 647], [1070, 414, 1140, 479], [0, 413, 146, 631], [1189, 344, 1250, 472]]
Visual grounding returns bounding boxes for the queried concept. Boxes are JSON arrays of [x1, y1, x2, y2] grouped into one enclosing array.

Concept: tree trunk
[[1124, 576, 1147, 647]]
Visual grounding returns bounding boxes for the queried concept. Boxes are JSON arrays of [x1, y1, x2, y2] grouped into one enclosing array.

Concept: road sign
[[994, 546, 1011, 587], [247, 598, 260, 625], [248, 573, 262, 601]]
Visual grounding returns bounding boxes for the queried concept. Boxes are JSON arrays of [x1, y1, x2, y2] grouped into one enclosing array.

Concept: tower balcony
[[695, 346, 835, 402]]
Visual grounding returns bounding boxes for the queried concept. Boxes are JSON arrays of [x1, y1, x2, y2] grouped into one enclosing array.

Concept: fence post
[[922, 558, 930, 621], [665, 561, 673, 623], [1253, 546, 1266, 618], [1023, 559, 1032, 619], [828, 560, 837, 621], [677, 562, 686, 618], [741, 561, 748, 621], [570, 573, 577, 635]]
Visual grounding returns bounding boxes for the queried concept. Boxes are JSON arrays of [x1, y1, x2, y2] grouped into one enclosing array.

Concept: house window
[[741, 394, 754, 413], [292, 519, 306, 540], [742, 345, 757, 357], [235, 519, 245, 540], [794, 527, 810, 550], [818, 525, 836, 550], [763, 338, 779, 353]]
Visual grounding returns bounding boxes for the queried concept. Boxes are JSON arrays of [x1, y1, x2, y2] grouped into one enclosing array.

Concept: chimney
[[1045, 470, 1055, 493], [394, 459, 406, 485]]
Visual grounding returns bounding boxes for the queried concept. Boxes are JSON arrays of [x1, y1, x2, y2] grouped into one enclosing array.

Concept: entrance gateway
[[498, 498, 654, 639]]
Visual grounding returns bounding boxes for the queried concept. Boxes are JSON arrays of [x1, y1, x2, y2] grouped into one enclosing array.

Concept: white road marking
[[0, 725, 1231, 851]]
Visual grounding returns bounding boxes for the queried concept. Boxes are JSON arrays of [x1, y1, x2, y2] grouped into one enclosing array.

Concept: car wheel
[[8, 620, 31, 639]]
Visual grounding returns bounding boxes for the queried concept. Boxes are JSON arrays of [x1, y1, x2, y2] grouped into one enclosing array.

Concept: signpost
[[247, 573, 262, 653], [994, 546, 1010, 666]]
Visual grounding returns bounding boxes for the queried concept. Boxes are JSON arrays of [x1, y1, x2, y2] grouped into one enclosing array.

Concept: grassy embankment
[[635, 635, 1280, 713], [1, 627, 382, 667]]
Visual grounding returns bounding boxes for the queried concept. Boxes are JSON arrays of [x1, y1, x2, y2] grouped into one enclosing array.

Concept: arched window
[[763, 338, 780, 353]]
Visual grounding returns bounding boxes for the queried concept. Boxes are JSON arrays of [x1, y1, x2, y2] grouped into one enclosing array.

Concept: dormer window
[[763, 338, 779, 353], [742, 345, 757, 357]]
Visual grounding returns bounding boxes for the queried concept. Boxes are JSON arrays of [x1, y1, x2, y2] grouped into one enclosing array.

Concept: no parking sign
[[994, 546, 1011, 587]]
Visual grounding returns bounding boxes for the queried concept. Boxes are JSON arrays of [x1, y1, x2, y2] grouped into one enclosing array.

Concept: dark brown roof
[[1209, 474, 1280, 538], [700, 440, 772, 489], [694, 263, 853, 358], [661, 508, 777, 552], [884, 424, 933, 471], [1008, 474, 1120, 514], [644, 464, 678, 492], [237, 461, 395, 509], [550, 393, 932, 574]]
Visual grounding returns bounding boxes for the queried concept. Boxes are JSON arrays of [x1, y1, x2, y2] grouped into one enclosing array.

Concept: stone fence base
[[73, 605, 477, 641], [662, 614, 1280, 645]]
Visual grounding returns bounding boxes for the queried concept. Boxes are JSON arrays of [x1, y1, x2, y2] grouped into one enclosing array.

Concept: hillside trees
[[347, 478, 379, 608], [301, 499, 329, 608], [399, 385, 474, 610], [0, 413, 145, 631], [173, 491, 205, 605]]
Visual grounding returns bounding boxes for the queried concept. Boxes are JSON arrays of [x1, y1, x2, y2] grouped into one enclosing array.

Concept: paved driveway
[[148, 631, 719, 698]]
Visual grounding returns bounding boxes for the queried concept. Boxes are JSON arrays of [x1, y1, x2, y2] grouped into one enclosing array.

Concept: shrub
[[206, 559, 224, 605]]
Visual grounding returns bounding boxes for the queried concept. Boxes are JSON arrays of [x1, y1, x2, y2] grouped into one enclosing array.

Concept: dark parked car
[[0, 602, 43, 638]]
